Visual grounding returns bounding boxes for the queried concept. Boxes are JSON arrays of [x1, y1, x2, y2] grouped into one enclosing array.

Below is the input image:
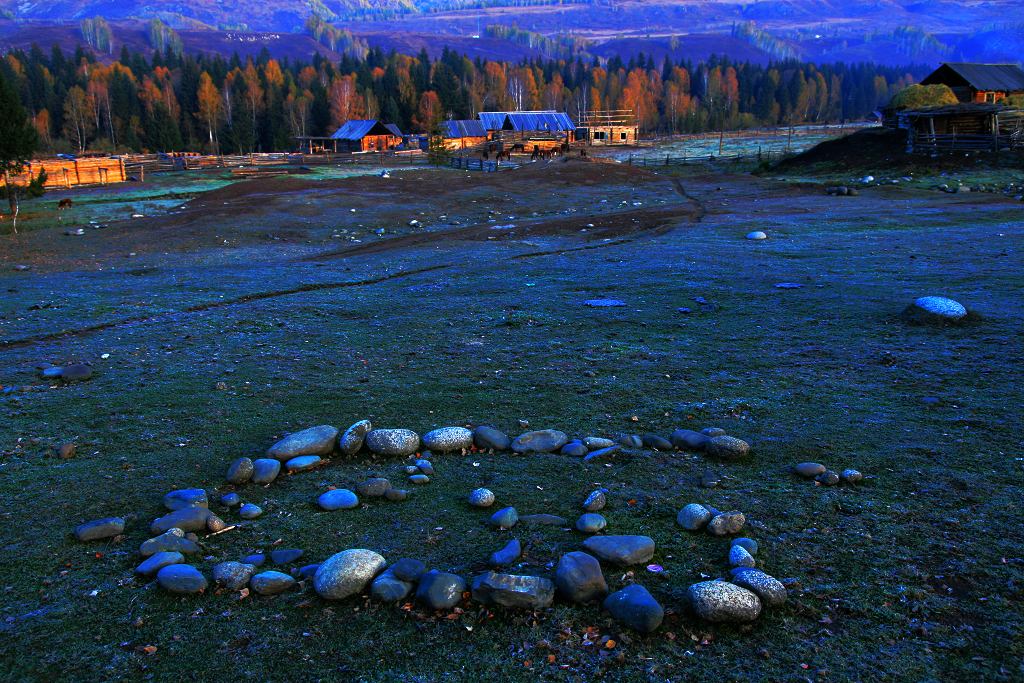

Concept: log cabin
[[920, 63, 1024, 104]]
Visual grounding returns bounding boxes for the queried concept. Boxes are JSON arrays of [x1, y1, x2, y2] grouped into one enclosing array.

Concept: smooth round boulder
[[671, 429, 709, 451], [705, 435, 750, 459], [339, 420, 372, 456], [371, 569, 414, 602], [603, 584, 664, 633], [729, 568, 788, 607], [746, 231, 767, 240], [560, 440, 589, 457], [238, 503, 262, 520], [416, 570, 466, 610], [841, 469, 864, 484], [318, 489, 359, 511], [267, 425, 339, 461], [314, 549, 387, 600], [422, 427, 473, 452], [489, 539, 522, 568], [213, 561, 257, 590], [250, 570, 296, 596], [365, 429, 420, 457], [581, 535, 655, 566], [688, 580, 762, 622], [392, 558, 427, 582], [408, 474, 430, 485], [677, 503, 712, 531], [356, 478, 391, 498], [731, 537, 758, 556], [74, 517, 125, 542], [489, 506, 518, 529], [226, 458, 254, 485], [135, 551, 185, 577], [251, 458, 281, 484], [468, 488, 496, 508], [473, 425, 511, 451], [576, 513, 607, 534], [156, 564, 207, 595], [150, 507, 211, 535], [384, 488, 409, 501], [554, 551, 608, 603], [140, 528, 199, 557], [641, 434, 673, 451], [220, 492, 241, 507], [511, 430, 569, 454], [816, 470, 840, 486], [729, 544, 756, 568], [583, 437, 616, 450]]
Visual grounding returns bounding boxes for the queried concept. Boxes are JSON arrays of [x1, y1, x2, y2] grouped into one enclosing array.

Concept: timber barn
[[478, 111, 577, 148], [440, 119, 489, 150], [296, 120, 404, 153], [920, 63, 1024, 104]]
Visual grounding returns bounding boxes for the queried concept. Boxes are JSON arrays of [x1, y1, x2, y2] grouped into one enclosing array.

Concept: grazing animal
[[58, 198, 73, 210], [512, 143, 526, 154]]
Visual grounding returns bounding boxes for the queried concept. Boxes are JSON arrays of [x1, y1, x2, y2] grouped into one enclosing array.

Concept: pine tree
[[0, 72, 39, 235]]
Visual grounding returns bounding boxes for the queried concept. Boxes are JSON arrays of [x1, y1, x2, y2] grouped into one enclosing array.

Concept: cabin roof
[[478, 111, 576, 132], [440, 119, 488, 138], [922, 63, 1024, 92], [330, 120, 403, 140]]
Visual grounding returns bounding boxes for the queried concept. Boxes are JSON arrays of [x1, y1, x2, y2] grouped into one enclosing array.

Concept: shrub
[[890, 84, 959, 110]]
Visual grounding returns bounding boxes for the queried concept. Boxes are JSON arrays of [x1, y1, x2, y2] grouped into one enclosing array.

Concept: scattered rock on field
[[511, 430, 569, 454], [707, 511, 746, 536], [238, 503, 262, 520], [603, 584, 664, 633], [140, 529, 199, 557], [226, 458, 254, 484], [151, 507, 210, 535], [339, 420, 372, 456], [267, 425, 338, 461], [314, 549, 387, 600], [213, 561, 256, 590], [705, 435, 750, 459], [356, 478, 391, 498], [729, 544, 756, 568], [473, 425, 511, 451], [677, 504, 712, 531], [688, 580, 762, 622], [135, 551, 184, 577], [371, 568, 414, 602], [74, 517, 125, 542], [729, 568, 788, 607], [794, 462, 826, 478], [582, 490, 606, 512], [392, 558, 426, 582], [471, 571, 554, 609], [162, 488, 208, 511], [576, 513, 607, 534], [489, 539, 522, 568], [250, 571, 296, 595], [904, 296, 968, 324], [156, 564, 207, 595], [416, 570, 466, 610], [560, 440, 588, 457], [422, 427, 473, 452], [365, 429, 420, 457], [642, 434, 673, 451], [490, 507, 518, 529], [555, 551, 608, 603], [841, 469, 864, 484], [671, 429, 709, 451], [318, 489, 359, 511], [816, 470, 840, 486], [251, 458, 281, 484], [581, 535, 655, 566], [583, 437, 615, 450], [285, 455, 322, 472]]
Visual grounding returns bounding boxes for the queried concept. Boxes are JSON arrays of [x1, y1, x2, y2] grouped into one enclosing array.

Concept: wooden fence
[[449, 156, 504, 172], [621, 149, 785, 167], [2, 157, 126, 189]]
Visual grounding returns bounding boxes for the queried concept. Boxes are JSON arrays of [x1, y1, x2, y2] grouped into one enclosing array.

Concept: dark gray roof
[[922, 63, 1024, 92], [441, 119, 487, 138]]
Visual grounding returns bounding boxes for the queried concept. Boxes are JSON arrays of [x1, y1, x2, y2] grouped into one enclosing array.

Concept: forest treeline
[[0, 42, 919, 154]]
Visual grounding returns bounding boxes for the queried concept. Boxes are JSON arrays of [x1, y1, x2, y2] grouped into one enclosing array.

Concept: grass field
[[0, 154, 1022, 681]]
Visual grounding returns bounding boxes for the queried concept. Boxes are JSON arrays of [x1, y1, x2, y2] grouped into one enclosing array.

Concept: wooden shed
[[2, 157, 126, 190], [920, 63, 1024, 104], [440, 120, 489, 150], [478, 111, 576, 144], [578, 110, 639, 146], [326, 120, 404, 153], [897, 103, 1024, 153]]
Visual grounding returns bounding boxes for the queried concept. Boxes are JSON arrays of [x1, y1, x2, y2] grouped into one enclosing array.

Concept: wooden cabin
[[578, 110, 639, 146], [301, 120, 404, 153], [1, 157, 126, 190], [440, 120, 489, 151], [478, 111, 576, 144], [920, 63, 1024, 104], [897, 103, 1024, 153]]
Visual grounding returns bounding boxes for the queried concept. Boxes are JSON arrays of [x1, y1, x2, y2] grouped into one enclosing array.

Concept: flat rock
[[795, 462, 826, 478], [385, 488, 409, 501], [583, 437, 615, 450], [671, 429, 709, 451], [707, 511, 746, 536], [555, 551, 607, 603], [356, 478, 391, 498], [489, 539, 522, 568], [907, 296, 968, 323], [163, 488, 208, 511], [576, 513, 607, 534], [267, 425, 338, 461], [365, 429, 420, 457], [582, 535, 655, 566], [251, 458, 281, 484], [422, 427, 473, 452], [415, 459, 434, 475], [213, 561, 257, 590], [416, 570, 466, 610], [58, 364, 93, 382], [468, 488, 495, 508], [688, 580, 762, 622], [74, 517, 125, 542], [408, 474, 430, 485], [140, 528, 199, 557], [560, 440, 588, 457], [729, 568, 788, 607], [705, 435, 750, 459], [314, 549, 387, 600], [242, 553, 266, 567], [226, 458, 254, 484], [473, 425, 511, 451], [285, 455, 322, 472], [641, 434, 673, 451], [677, 504, 712, 531], [732, 537, 758, 556], [583, 299, 625, 307], [238, 503, 262, 520], [135, 551, 184, 577], [250, 570, 296, 595], [156, 564, 207, 595], [318, 488, 359, 511], [270, 548, 303, 565], [490, 506, 519, 529], [603, 584, 664, 633], [471, 572, 554, 609], [339, 420, 372, 456], [519, 514, 568, 526], [392, 558, 427, 582], [582, 445, 621, 462], [511, 430, 569, 454], [151, 507, 210, 535], [746, 231, 768, 240]]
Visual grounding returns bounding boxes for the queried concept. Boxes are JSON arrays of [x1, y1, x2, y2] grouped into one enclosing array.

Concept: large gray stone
[[226, 458, 254, 484], [729, 568, 788, 607], [267, 425, 339, 461], [422, 427, 473, 452], [212, 561, 257, 590], [583, 437, 616, 450], [670, 429, 709, 451], [511, 430, 569, 454], [339, 420, 372, 456], [416, 570, 466, 610], [318, 488, 359, 511], [473, 425, 511, 451], [251, 458, 281, 484], [906, 296, 968, 324], [156, 564, 207, 595], [285, 455, 322, 472], [489, 539, 521, 568], [581, 535, 655, 566], [688, 580, 762, 622], [356, 478, 391, 498], [705, 435, 750, 459], [135, 551, 185, 577], [150, 507, 211, 535], [365, 429, 420, 457], [371, 568, 414, 602], [163, 488, 208, 511], [707, 511, 746, 536], [576, 513, 607, 534], [554, 551, 607, 603], [140, 528, 200, 557], [468, 488, 495, 508], [794, 462, 826, 478], [313, 549, 386, 600], [471, 572, 554, 609], [74, 517, 125, 542], [603, 584, 664, 633], [250, 570, 296, 595], [677, 503, 712, 531], [490, 506, 518, 529]]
